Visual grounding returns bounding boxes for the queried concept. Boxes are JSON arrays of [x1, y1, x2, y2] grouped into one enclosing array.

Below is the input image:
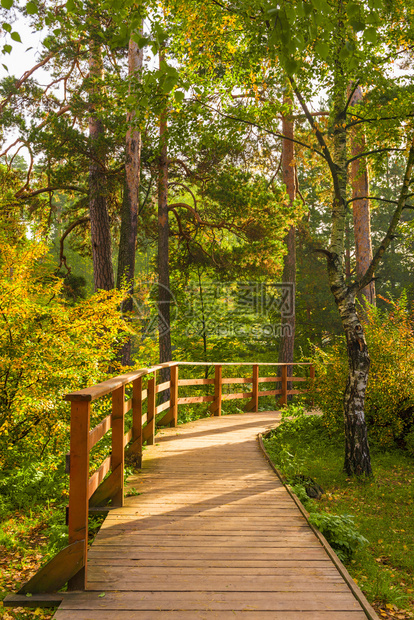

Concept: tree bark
[[349, 85, 375, 309], [158, 54, 172, 390], [117, 35, 143, 365], [88, 41, 114, 292], [278, 102, 296, 396], [327, 36, 372, 476]]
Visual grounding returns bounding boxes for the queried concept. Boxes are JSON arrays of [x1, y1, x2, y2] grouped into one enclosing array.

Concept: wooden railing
[[18, 361, 314, 596]]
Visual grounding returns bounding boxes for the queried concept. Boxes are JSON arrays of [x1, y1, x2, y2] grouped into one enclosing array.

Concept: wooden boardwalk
[[53, 412, 374, 619]]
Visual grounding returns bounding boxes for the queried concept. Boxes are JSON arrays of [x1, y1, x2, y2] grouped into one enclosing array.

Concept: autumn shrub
[[0, 236, 127, 470], [310, 297, 414, 448]]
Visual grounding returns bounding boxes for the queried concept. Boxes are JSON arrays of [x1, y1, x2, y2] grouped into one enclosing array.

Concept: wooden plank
[[221, 377, 253, 384], [123, 398, 132, 413], [141, 388, 148, 400], [177, 378, 214, 386], [287, 377, 307, 382], [53, 590, 364, 611], [222, 392, 253, 400], [4, 593, 65, 608], [67, 400, 89, 590], [177, 395, 215, 404], [88, 574, 348, 592], [287, 389, 308, 396], [89, 464, 122, 508], [157, 409, 174, 427], [258, 389, 282, 397], [17, 540, 85, 595], [111, 385, 125, 507], [258, 376, 281, 383], [55, 611, 367, 620], [156, 380, 171, 394], [88, 455, 111, 499], [123, 428, 132, 447], [88, 414, 111, 450], [156, 399, 171, 415]]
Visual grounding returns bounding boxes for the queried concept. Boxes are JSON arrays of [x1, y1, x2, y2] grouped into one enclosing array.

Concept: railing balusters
[[147, 373, 156, 444], [212, 364, 222, 416], [252, 364, 259, 413], [280, 364, 288, 406], [129, 376, 143, 467], [170, 364, 178, 427], [111, 386, 125, 507], [68, 400, 90, 591]]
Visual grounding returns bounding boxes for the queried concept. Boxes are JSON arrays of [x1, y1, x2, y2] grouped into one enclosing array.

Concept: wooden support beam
[[88, 464, 122, 508], [280, 364, 288, 406], [170, 364, 178, 427], [126, 376, 143, 467], [209, 364, 222, 416], [252, 364, 259, 412], [146, 374, 156, 445], [111, 385, 125, 507], [17, 540, 85, 596], [67, 400, 90, 591]]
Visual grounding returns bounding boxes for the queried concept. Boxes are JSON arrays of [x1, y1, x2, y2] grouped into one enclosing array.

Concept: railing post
[[310, 364, 315, 407], [280, 364, 288, 407], [214, 364, 222, 416], [111, 385, 125, 507], [147, 373, 156, 444], [68, 400, 90, 591], [170, 364, 178, 427], [252, 364, 259, 413], [130, 376, 143, 467]]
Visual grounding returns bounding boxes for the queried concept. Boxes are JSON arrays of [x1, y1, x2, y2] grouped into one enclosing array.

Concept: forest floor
[[263, 412, 414, 620]]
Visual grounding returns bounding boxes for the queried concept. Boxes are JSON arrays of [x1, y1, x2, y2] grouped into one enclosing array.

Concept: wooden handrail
[[64, 362, 312, 402], [62, 361, 315, 592]]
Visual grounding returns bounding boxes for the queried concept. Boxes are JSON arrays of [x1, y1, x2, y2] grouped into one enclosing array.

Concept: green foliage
[[310, 298, 414, 448], [0, 235, 127, 466], [263, 414, 414, 609], [308, 512, 368, 562]]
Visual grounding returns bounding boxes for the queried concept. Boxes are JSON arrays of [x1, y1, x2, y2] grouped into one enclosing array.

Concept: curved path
[[54, 412, 374, 619]]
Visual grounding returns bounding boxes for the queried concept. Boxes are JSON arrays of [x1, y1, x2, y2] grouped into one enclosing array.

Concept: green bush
[[310, 297, 414, 448], [308, 512, 368, 562]]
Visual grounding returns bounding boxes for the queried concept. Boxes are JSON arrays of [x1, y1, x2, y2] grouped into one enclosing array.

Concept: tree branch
[[168, 182, 198, 210], [59, 216, 90, 273], [357, 134, 414, 291], [346, 147, 405, 166], [0, 52, 55, 114], [194, 99, 323, 155], [19, 185, 88, 198]]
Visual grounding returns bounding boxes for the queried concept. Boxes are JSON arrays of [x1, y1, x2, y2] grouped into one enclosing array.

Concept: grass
[[263, 409, 414, 619]]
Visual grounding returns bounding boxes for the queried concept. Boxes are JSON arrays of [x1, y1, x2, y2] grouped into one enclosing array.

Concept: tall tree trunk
[[349, 85, 375, 309], [278, 101, 296, 397], [158, 54, 172, 390], [117, 35, 143, 365], [88, 42, 114, 292], [327, 35, 372, 476]]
